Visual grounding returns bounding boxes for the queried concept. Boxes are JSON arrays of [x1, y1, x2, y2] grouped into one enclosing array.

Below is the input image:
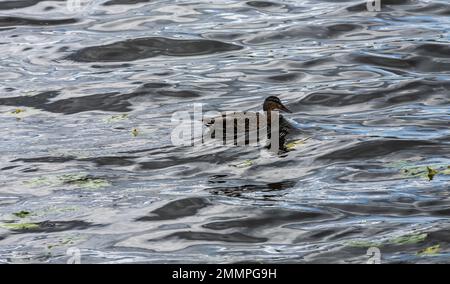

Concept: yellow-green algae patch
[[46, 235, 86, 250], [230, 160, 253, 168], [103, 113, 128, 123], [12, 211, 31, 218], [426, 167, 438, 181], [417, 244, 440, 256], [24, 173, 110, 189], [11, 108, 25, 114], [345, 240, 382, 248], [0, 222, 39, 230], [347, 232, 428, 248], [36, 206, 79, 216], [285, 137, 311, 151], [6, 206, 81, 226], [5, 108, 44, 120], [391, 233, 427, 245], [387, 161, 450, 181], [59, 174, 110, 189]]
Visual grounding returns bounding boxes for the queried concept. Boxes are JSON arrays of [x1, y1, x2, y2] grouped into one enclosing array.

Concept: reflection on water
[[0, 0, 449, 263], [67, 37, 243, 62]]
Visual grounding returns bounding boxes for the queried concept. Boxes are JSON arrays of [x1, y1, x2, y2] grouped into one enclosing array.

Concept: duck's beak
[[278, 103, 292, 113]]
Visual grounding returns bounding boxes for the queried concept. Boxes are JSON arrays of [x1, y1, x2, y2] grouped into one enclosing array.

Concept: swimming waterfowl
[[204, 96, 295, 151]]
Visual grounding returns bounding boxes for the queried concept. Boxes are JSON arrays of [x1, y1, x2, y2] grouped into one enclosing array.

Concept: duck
[[203, 96, 296, 151]]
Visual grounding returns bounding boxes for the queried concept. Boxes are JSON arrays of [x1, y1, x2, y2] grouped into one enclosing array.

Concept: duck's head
[[263, 96, 291, 113]]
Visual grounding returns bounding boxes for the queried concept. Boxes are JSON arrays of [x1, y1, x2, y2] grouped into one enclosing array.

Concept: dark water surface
[[0, 0, 449, 263]]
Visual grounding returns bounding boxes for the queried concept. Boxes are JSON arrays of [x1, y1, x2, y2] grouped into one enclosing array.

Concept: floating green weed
[[47, 235, 85, 250], [347, 232, 428, 248], [417, 244, 440, 256], [11, 108, 25, 114], [391, 233, 427, 245], [103, 113, 128, 123], [59, 174, 110, 189], [0, 222, 39, 230], [285, 137, 311, 151], [38, 206, 79, 215], [230, 160, 253, 168], [346, 240, 382, 248], [24, 174, 110, 189], [12, 211, 31, 218], [24, 177, 54, 187], [387, 161, 450, 181], [442, 166, 450, 175], [427, 167, 438, 181]]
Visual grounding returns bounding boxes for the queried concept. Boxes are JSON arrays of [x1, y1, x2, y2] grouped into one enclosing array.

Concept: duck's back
[[204, 111, 292, 148]]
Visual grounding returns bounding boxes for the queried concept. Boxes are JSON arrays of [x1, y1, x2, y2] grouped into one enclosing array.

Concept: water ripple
[[0, 0, 449, 264]]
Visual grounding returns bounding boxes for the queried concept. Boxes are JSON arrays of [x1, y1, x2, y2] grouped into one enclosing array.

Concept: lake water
[[0, 0, 449, 263]]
